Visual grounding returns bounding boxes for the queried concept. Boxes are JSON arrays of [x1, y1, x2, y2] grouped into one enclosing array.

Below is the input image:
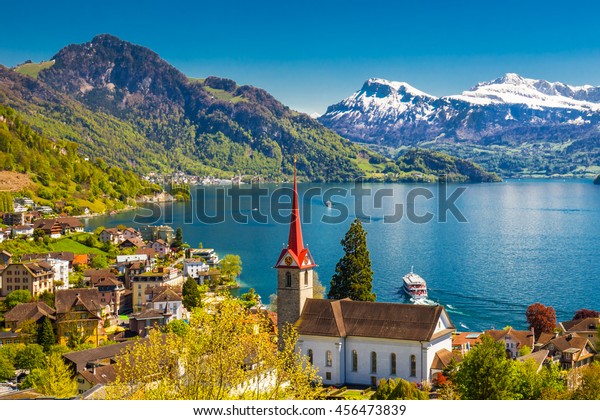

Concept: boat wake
[[410, 297, 436, 306]]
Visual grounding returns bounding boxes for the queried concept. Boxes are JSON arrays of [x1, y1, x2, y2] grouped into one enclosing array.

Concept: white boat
[[402, 268, 428, 300]]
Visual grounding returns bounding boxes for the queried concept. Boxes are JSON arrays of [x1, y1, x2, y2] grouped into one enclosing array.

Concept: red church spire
[[275, 156, 315, 269]]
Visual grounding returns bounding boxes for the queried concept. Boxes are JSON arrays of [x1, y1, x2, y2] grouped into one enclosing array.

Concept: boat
[[402, 268, 428, 300]]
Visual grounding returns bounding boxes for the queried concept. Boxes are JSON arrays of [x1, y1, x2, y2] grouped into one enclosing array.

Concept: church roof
[[275, 158, 315, 270], [297, 299, 454, 342]]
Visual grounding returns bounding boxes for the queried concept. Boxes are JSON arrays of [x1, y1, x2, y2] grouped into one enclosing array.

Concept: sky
[[2, 0, 600, 115]]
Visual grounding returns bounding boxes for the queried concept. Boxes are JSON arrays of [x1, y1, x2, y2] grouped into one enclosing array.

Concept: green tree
[[28, 352, 77, 398], [0, 353, 15, 381], [313, 272, 325, 299], [171, 227, 183, 248], [5, 289, 33, 310], [163, 319, 190, 337], [455, 334, 517, 399], [38, 317, 56, 352], [371, 378, 429, 400], [240, 288, 259, 309], [219, 254, 242, 284], [37, 290, 55, 308], [182, 277, 202, 310], [328, 218, 375, 301], [14, 344, 46, 370], [90, 254, 108, 269]]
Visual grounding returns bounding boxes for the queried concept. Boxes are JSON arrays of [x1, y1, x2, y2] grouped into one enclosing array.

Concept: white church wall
[[297, 335, 344, 386]]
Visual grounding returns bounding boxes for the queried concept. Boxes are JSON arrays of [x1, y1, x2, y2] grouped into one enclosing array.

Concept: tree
[[90, 254, 108, 269], [104, 298, 321, 400], [37, 290, 55, 308], [163, 319, 190, 337], [171, 227, 183, 248], [219, 254, 242, 284], [5, 289, 33, 310], [455, 334, 517, 399], [328, 218, 375, 301], [518, 345, 531, 357], [38, 317, 56, 352], [572, 308, 600, 320], [572, 362, 600, 400], [240, 288, 259, 309], [0, 353, 15, 381], [526, 303, 557, 340], [14, 344, 46, 370], [182, 277, 202, 310], [93, 226, 105, 236], [313, 272, 325, 299], [28, 352, 77, 398], [371, 378, 429, 400]]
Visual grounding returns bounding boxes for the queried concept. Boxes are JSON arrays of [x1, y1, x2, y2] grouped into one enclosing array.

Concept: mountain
[[0, 35, 500, 184], [319, 76, 600, 177], [1, 34, 367, 182]]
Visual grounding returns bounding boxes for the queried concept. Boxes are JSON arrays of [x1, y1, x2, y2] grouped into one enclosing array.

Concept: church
[[275, 161, 456, 387]]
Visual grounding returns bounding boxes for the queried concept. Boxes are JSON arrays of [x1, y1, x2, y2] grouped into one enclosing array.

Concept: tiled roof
[[151, 288, 182, 303], [78, 364, 117, 385], [516, 349, 549, 372], [55, 288, 102, 315], [63, 341, 137, 372], [297, 299, 454, 341], [22, 251, 74, 262], [130, 308, 166, 320], [560, 317, 600, 333], [4, 301, 56, 324], [485, 327, 535, 349], [431, 348, 461, 370]]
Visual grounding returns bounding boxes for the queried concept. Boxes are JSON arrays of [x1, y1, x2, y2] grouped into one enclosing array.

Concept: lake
[[84, 179, 600, 332]]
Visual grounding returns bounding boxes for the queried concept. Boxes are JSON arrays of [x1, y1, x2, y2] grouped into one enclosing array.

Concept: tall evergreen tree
[[38, 317, 56, 352], [182, 277, 202, 310], [328, 218, 375, 301]]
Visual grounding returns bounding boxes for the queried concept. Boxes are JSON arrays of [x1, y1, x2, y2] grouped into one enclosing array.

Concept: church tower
[[275, 158, 316, 336]]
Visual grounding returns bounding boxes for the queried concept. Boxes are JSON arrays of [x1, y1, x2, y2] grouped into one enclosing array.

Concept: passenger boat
[[402, 268, 428, 300]]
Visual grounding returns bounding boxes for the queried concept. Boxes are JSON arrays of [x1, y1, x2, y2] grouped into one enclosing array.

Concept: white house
[[296, 299, 455, 387], [183, 258, 209, 281], [45, 257, 70, 290], [149, 288, 185, 320], [122, 227, 142, 241], [116, 254, 148, 265], [12, 225, 34, 237], [149, 239, 170, 257], [99, 228, 123, 244]]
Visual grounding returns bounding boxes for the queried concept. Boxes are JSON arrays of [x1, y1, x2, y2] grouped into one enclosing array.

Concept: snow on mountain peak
[[363, 78, 436, 99]]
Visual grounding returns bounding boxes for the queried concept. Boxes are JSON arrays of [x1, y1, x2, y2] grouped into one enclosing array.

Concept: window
[[391, 353, 396, 375], [325, 372, 331, 380], [326, 350, 332, 367], [307, 349, 313, 364], [352, 350, 358, 372], [285, 272, 292, 287], [410, 355, 416, 377], [371, 352, 377, 373], [304, 271, 308, 286]]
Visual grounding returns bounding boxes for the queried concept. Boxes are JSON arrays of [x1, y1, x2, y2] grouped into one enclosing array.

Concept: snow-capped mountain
[[319, 74, 600, 147]]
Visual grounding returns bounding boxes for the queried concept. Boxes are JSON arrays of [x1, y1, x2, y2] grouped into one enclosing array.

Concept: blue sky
[[2, 0, 600, 114]]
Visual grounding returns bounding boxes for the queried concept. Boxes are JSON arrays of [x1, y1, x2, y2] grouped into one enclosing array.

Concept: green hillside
[[0, 104, 157, 214], [13, 60, 55, 78]]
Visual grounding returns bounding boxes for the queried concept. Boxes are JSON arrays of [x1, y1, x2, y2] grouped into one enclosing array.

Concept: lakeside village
[[0, 178, 599, 401]]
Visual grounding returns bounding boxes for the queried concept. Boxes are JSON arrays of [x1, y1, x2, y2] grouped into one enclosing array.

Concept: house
[[63, 340, 137, 372], [56, 217, 84, 234], [11, 224, 34, 237], [129, 307, 173, 337], [3, 212, 25, 226], [148, 239, 170, 257], [93, 276, 131, 315], [485, 327, 535, 358], [516, 349, 549, 373], [23, 252, 75, 269], [121, 227, 141, 241], [55, 288, 104, 347], [452, 332, 482, 356], [140, 225, 174, 243], [43, 256, 70, 289], [3, 301, 56, 331], [0, 250, 12, 265], [192, 248, 220, 266], [72, 254, 89, 269], [135, 247, 157, 260], [0, 261, 54, 297], [98, 228, 123, 244], [130, 267, 183, 310], [540, 333, 597, 371], [119, 237, 146, 250], [149, 287, 184, 320], [0, 331, 31, 346], [76, 364, 117, 395], [296, 299, 455, 386], [0, 230, 4, 243], [559, 317, 600, 343], [116, 254, 148, 266], [183, 258, 209, 281], [83, 268, 115, 287], [33, 219, 62, 238]]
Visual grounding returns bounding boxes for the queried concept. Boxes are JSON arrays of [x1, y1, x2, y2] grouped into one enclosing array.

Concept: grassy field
[[0, 234, 107, 258], [48, 236, 108, 256], [204, 86, 248, 104], [14, 60, 55, 78]]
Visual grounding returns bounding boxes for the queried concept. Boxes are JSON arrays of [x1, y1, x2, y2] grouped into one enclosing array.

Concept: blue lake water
[[84, 179, 600, 331]]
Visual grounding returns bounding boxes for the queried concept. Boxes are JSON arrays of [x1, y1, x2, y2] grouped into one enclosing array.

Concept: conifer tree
[[328, 218, 375, 301], [182, 277, 202, 309], [38, 317, 56, 352]]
